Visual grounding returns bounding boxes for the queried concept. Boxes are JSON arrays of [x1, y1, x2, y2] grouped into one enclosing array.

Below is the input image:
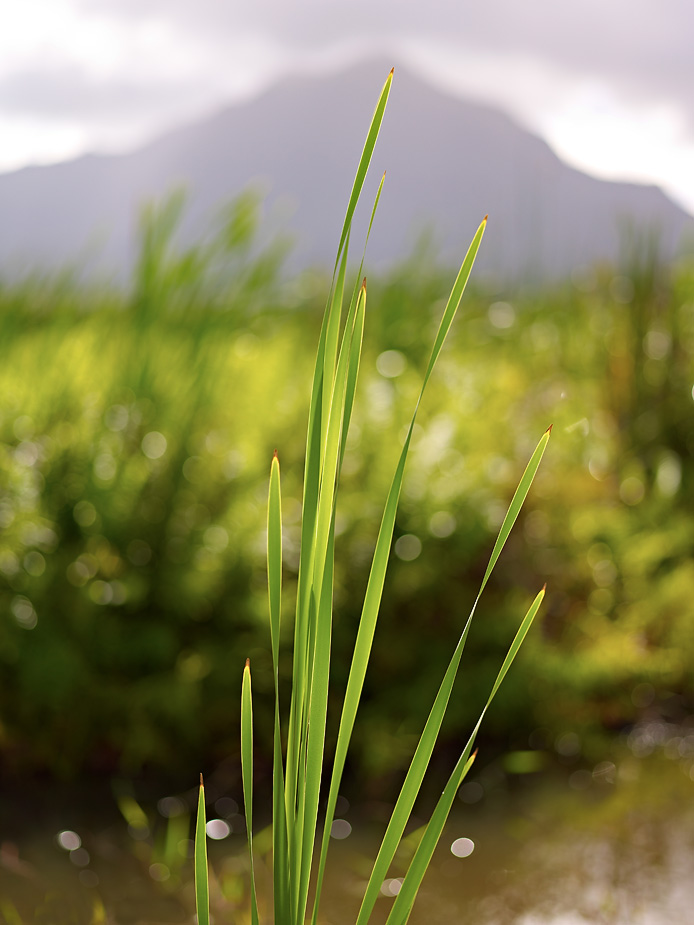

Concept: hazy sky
[[2, 0, 694, 213]]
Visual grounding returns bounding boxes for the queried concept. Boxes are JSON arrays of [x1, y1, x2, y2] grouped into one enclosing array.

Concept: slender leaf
[[297, 283, 367, 925], [268, 453, 282, 668], [312, 217, 487, 923], [354, 428, 549, 925], [334, 69, 393, 272], [194, 775, 209, 925], [480, 425, 552, 592], [386, 587, 546, 925], [241, 660, 259, 925], [287, 72, 391, 849], [268, 454, 290, 924]]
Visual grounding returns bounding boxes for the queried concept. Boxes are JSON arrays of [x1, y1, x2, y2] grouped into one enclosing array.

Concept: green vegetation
[[192, 69, 548, 925], [0, 80, 692, 808]]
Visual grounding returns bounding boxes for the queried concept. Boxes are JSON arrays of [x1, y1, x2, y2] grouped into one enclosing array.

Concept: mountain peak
[[0, 59, 690, 279]]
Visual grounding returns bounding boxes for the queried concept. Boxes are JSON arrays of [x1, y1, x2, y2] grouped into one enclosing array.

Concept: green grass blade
[[322, 239, 349, 460], [268, 454, 290, 925], [287, 73, 390, 844], [296, 526, 336, 925], [296, 282, 366, 924], [339, 279, 366, 471], [353, 428, 549, 925], [420, 216, 486, 393], [241, 660, 259, 925], [385, 587, 546, 925], [312, 219, 487, 923], [268, 453, 282, 670], [480, 425, 552, 592], [385, 752, 477, 925], [273, 711, 290, 925], [287, 185, 349, 854], [336, 171, 384, 476], [194, 775, 209, 925], [334, 68, 393, 271]]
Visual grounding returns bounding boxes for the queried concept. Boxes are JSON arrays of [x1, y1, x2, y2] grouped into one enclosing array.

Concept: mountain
[[0, 61, 691, 280]]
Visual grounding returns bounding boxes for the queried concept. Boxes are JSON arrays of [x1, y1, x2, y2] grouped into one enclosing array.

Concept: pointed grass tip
[[389, 66, 394, 76], [361, 277, 367, 292], [245, 657, 251, 669], [200, 772, 204, 786], [273, 448, 279, 459], [471, 748, 478, 761], [542, 583, 547, 593], [546, 423, 553, 434]]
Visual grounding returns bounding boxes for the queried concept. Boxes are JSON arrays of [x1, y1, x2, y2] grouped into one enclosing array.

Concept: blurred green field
[[1, 193, 693, 793]]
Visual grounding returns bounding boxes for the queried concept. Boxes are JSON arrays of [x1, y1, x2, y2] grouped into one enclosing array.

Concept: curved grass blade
[[353, 427, 550, 925], [241, 659, 259, 925], [334, 68, 393, 273], [480, 425, 552, 591], [296, 284, 367, 925], [268, 453, 282, 675], [268, 454, 290, 925], [287, 76, 391, 843], [385, 587, 546, 925], [194, 775, 209, 925], [322, 237, 350, 465], [295, 526, 336, 925], [311, 217, 487, 924]]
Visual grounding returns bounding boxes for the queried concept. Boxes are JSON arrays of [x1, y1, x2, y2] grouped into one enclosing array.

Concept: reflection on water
[[1, 749, 693, 924]]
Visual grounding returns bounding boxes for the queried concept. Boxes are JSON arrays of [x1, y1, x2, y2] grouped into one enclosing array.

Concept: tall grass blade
[[296, 282, 368, 925], [321, 239, 349, 464], [194, 775, 209, 925], [334, 69, 393, 272], [385, 587, 546, 925], [311, 218, 487, 923], [268, 453, 283, 680], [354, 428, 549, 925], [241, 660, 259, 925], [480, 425, 552, 591], [287, 75, 391, 848], [268, 454, 290, 924]]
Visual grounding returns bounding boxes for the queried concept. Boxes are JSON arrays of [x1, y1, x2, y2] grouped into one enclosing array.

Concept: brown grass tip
[[483, 214, 489, 223], [542, 582, 547, 592], [471, 748, 479, 760], [389, 66, 395, 76], [245, 657, 251, 669], [273, 448, 279, 459], [200, 772, 204, 786], [362, 277, 367, 291], [546, 423, 554, 434]]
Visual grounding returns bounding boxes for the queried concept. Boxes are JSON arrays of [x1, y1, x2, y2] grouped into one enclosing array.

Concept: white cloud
[[539, 83, 694, 215], [1, 0, 693, 216]]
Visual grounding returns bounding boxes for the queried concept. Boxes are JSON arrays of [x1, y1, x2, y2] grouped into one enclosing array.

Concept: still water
[[2, 744, 693, 924]]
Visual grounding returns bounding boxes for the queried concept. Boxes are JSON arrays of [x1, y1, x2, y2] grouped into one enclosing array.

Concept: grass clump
[[194, 69, 550, 924]]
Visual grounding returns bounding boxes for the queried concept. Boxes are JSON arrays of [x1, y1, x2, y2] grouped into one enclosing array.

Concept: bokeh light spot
[[451, 837, 475, 858], [429, 510, 456, 538], [381, 878, 403, 896], [330, 819, 352, 840], [57, 830, 81, 851], [206, 819, 231, 840], [149, 862, 170, 881], [141, 431, 167, 459], [376, 350, 406, 378], [488, 301, 515, 328], [394, 534, 422, 561]]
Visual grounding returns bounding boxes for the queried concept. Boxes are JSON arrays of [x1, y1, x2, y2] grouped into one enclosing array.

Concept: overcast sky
[[2, 0, 694, 214]]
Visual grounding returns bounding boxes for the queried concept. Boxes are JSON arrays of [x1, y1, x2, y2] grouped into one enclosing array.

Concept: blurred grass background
[[1, 189, 693, 797]]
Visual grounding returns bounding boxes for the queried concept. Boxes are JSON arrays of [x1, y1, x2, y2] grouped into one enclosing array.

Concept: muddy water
[[1, 749, 693, 924]]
